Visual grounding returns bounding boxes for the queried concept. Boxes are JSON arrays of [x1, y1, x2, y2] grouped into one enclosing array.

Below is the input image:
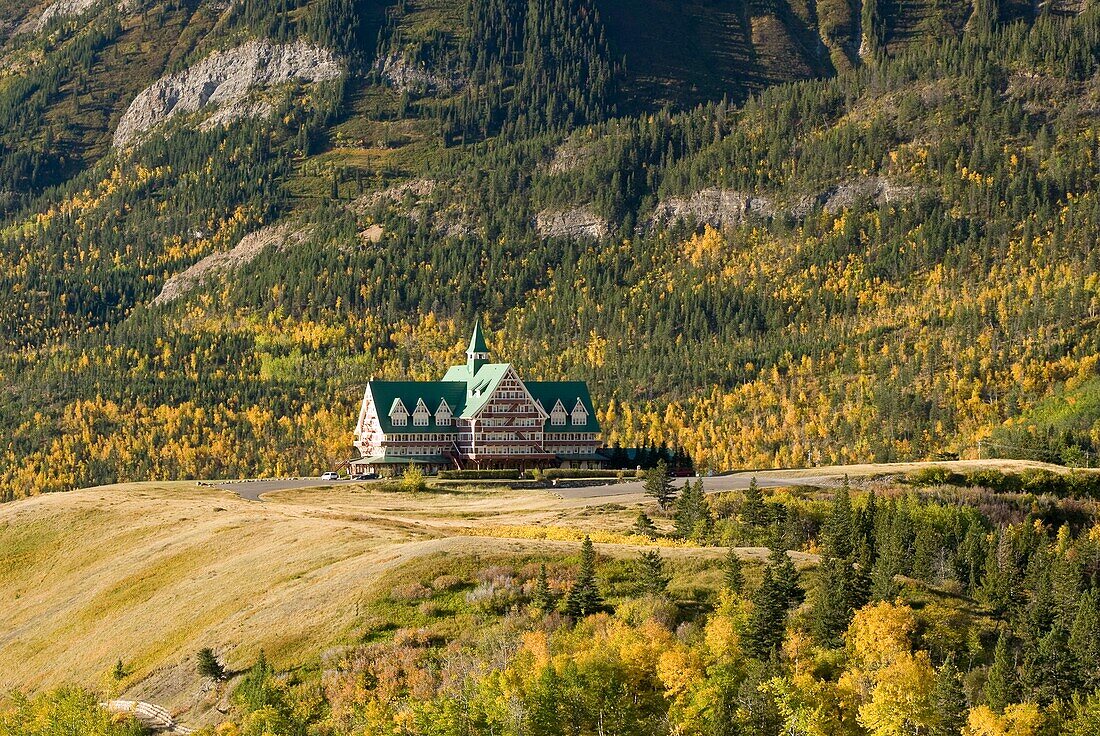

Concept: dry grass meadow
[[0, 459, 1072, 724]]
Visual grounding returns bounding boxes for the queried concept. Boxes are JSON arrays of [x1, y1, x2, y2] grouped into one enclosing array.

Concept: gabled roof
[[367, 381, 466, 434], [442, 362, 514, 418], [526, 381, 601, 433]]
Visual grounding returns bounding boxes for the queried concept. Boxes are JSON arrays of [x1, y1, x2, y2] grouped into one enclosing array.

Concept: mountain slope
[[2, 0, 1100, 498]]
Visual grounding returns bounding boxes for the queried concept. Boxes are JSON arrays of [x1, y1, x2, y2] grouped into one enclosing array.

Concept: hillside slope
[[2, 0, 1100, 498]]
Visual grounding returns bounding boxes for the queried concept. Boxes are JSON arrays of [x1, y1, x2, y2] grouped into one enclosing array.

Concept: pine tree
[[811, 557, 856, 647], [724, 547, 744, 594], [196, 647, 225, 681], [931, 655, 968, 736], [112, 659, 126, 682], [632, 511, 658, 539], [745, 547, 803, 659], [644, 459, 676, 510], [564, 536, 603, 617], [1069, 588, 1100, 689], [742, 476, 765, 526], [985, 631, 1018, 713], [531, 563, 556, 613], [823, 480, 854, 559], [674, 479, 713, 540], [638, 550, 670, 596]]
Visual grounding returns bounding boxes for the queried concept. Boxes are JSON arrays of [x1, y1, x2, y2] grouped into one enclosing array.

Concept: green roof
[[526, 381, 601, 433], [467, 317, 489, 355], [367, 380, 466, 434], [368, 367, 600, 435]]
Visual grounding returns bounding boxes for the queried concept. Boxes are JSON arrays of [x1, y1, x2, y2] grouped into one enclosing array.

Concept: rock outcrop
[[113, 39, 342, 147], [648, 178, 919, 229], [649, 189, 777, 229], [153, 223, 309, 305], [375, 52, 464, 95], [535, 208, 608, 240], [822, 176, 917, 213]]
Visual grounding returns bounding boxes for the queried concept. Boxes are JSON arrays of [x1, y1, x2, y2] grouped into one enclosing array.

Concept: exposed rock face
[[650, 188, 777, 229], [23, 0, 99, 32], [822, 176, 917, 212], [649, 178, 918, 229], [153, 223, 309, 305], [535, 208, 608, 240], [113, 39, 342, 147], [375, 52, 464, 94]]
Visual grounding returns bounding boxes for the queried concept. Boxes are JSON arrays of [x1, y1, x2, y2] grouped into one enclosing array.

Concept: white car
[[320, 471, 339, 481]]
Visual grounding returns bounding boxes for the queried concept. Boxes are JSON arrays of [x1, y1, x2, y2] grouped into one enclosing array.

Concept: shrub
[[390, 582, 433, 602], [438, 469, 521, 480], [432, 574, 464, 591], [197, 647, 225, 680], [907, 466, 963, 487], [535, 468, 622, 480]]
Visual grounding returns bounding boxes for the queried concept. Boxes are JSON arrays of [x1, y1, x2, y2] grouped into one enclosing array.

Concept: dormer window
[[436, 399, 452, 426], [412, 398, 430, 427], [550, 399, 567, 426], [389, 398, 408, 427], [571, 398, 588, 426]]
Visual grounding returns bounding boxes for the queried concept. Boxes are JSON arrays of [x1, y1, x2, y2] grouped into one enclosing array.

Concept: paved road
[[210, 469, 843, 502], [209, 478, 362, 501], [553, 471, 843, 499]]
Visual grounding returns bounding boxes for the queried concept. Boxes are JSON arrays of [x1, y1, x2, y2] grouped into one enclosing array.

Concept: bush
[[390, 582, 433, 601], [432, 574, 464, 591], [533, 468, 622, 480], [438, 469, 521, 480], [907, 466, 963, 487]]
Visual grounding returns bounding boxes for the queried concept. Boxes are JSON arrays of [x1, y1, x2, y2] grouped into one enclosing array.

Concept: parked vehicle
[[320, 471, 339, 480], [351, 473, 378, 481]]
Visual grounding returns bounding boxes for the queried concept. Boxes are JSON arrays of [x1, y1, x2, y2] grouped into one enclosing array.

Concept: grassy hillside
[[0, 480, 739, 725]]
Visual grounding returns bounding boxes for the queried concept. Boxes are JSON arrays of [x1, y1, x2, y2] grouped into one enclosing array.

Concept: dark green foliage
[[531, 563, 556, 613], [636, 550, 670, 596], [724, 547, 744, 594], [745, 547, 804, 659], [197, 647, 225, 680], [1069, 589, 1100, 689], [644, 460, 675, 510], [931, 655, 968, 736], [674, 478, 712, 540], [564, 536, 603, 617], [741, 477, 766, 526], [632, 511, 658, 539], [811, 556, 867, 647], [112, 659, 126, 682], [984, 631, 1019, 713], [823, 481, 854, 559]]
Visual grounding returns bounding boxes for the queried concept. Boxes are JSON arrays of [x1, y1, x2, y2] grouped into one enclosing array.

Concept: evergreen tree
[[637, 550, 670, 596], [742, 476, 765, 526], [724, 547, 744, 595], [531, 563, 556, 613], [931, 655, 968, 736], [196, 647, 225, 681], [632, 511, 658, 539], [745, 548, 803, 659], [674, 479, 713, 540], [985, 631, 1018, 713], [644, 460, 676, 510], [564, 536, 603, 617], [811, 557, 857, 647], [1069, 588, 1100, 689], [823, 480, 854, 559], [112, 659, 126, 682]]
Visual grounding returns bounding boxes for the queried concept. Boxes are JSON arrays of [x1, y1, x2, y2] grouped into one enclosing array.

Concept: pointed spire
[[467, 316, 489, 356], [466, 316, 490, 374]]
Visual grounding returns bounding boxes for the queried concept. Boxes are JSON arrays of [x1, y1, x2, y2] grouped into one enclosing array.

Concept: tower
[[466, 317, 490, 374]]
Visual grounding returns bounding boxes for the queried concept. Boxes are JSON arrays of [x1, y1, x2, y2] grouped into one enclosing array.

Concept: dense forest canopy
[[1, 0, 1100, 497]]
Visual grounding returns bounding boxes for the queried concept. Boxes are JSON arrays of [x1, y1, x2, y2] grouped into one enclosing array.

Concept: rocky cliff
[[113, 39, 343, 147]]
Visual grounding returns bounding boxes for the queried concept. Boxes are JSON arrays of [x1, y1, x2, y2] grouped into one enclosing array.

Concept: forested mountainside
[[2, 0, 1100, 497]]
